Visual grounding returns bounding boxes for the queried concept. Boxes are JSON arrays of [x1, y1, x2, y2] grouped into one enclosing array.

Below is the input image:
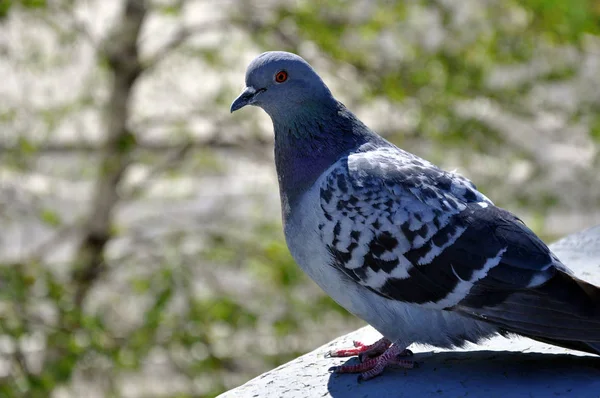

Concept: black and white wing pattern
[[318, 146, 600, 344]]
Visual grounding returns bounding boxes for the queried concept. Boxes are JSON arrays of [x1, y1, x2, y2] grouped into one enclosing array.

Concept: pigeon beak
[[230, 86, 263, 113]]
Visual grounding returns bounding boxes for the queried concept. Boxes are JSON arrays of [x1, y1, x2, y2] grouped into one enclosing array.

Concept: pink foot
[[328, 343, 415, 382], [326, 337, 392, 360]]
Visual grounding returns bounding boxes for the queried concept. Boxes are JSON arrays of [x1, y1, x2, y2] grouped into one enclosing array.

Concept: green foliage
[[39, 208, 62, 226], [0, 1, 9, 18], [21, 0, 46, 8], [248, 237, 304, 287], [157, 3, 183, 16], [591, 114, 600, 142], [116, 131, 138, 153], [0, 0, 47, 19], [522, 0, 600, 41]]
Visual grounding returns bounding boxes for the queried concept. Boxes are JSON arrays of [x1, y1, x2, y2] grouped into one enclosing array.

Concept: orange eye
[[275, 70, 288, 83]]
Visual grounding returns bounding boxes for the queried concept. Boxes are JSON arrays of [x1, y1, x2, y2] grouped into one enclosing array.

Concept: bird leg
[[326, 337, 393, 360], [328, 342, 415, 382]]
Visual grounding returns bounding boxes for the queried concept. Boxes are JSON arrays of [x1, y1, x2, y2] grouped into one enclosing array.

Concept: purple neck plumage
[[272, 100, 384, 216]]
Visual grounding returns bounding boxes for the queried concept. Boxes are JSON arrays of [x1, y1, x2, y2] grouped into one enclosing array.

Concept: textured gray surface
[[219, 225, 600, 398]]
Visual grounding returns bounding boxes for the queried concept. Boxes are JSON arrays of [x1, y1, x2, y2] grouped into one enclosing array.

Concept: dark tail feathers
[[462, 270, 600, 355]]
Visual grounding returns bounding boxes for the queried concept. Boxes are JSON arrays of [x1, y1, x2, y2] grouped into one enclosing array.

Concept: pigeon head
[[230, 51, 336, 117], [231, 51, 383, 211], [231, 51, 382, 211]]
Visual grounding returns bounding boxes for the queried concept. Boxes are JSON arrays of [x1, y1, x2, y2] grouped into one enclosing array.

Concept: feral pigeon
[[231, 51, 600, 381]]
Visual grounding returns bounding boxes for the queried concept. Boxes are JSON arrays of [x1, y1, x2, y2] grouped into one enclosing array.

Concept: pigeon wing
[[319, 147, 600, 343]]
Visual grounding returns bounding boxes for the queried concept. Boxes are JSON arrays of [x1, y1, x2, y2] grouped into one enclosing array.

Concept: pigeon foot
[[328, 343, 415, 382], [326, 337, 392, 360]]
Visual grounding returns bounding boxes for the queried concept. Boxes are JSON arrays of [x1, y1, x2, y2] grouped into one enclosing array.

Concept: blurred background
[[1, 0, 600, 397]]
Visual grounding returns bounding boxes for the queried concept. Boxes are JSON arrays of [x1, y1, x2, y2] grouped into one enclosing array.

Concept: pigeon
[[230, 51, 600, 381]]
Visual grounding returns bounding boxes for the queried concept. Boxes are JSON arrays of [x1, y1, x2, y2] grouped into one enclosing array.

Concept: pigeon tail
[[459, 270, 600, 354], [522, 271, 600, 355]]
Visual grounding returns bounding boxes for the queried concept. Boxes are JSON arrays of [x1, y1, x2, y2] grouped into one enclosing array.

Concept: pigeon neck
[[272, 101, 377, 217]]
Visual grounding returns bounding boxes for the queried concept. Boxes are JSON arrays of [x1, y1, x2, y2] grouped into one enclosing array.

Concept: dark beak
[[230, 86, 262, 113]]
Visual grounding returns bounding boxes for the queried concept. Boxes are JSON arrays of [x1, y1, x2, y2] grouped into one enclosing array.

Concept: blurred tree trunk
[[71, 0, 145, 307]]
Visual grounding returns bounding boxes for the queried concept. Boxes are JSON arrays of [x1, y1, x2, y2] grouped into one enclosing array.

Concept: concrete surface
[[219, 225, 600, 398]]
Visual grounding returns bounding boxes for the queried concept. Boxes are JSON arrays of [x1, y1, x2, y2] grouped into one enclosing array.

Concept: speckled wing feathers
[[318, 147, 556, 310]]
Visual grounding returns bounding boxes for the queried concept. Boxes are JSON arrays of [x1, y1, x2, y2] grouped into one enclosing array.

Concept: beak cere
[[230, 86, 260, 113]]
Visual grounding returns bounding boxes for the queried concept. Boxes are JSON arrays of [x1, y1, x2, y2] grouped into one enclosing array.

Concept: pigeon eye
[[275, 70, 288, 83]]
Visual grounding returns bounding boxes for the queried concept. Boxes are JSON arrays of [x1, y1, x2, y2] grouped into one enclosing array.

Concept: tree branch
[[124, 142, 193, 198], [24, 221, 83, 264], [41, 2, 98, 49], [0, 135, 269, 154], [142, 20, 226, 73]]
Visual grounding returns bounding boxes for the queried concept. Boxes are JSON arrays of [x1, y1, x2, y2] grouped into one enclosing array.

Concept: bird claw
[[358, 348, 411, 362], [328, 344, 416, 381], [327, 337, 392, 359]]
